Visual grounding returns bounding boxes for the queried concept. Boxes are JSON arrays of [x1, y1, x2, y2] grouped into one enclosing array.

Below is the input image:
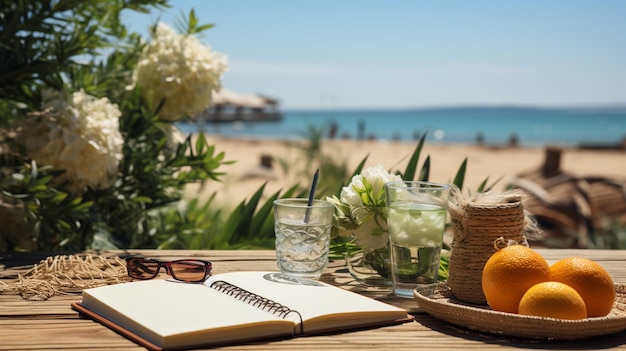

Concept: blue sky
[[123, 1, 626, 110]]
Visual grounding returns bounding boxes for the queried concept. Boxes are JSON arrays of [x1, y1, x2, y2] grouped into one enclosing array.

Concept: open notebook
[[72, 271, 411, 350]]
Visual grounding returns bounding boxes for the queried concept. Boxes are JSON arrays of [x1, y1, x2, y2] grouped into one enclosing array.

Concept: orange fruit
[[518, 281, 587, 320], [481, 244, 551, 313], [550, 257, 615, 317]]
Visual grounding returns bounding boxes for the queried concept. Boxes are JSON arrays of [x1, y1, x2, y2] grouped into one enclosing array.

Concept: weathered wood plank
[[1, 249, 626, 350], [0, 318, 142, 350], [1, 315, 625, 351]]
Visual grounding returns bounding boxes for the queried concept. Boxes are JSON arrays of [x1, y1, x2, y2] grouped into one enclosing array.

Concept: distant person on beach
[[476, 132, 485, 146], [509, 133, 519, 147], [329, 122, 338, 139], [357, 119, 366, 140]]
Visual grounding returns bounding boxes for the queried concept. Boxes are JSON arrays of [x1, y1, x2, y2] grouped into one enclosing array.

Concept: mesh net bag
[[0, 254, 130, 300]]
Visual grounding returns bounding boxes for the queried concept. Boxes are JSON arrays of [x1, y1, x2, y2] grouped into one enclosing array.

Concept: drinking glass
[[273, 198, 334, 280], [384, 181, 451, 298]]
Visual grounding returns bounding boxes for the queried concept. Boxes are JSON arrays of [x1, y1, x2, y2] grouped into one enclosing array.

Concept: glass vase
[[344, 220, 393, 287]]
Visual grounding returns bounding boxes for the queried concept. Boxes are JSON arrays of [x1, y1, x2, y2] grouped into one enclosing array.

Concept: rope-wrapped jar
[[447, 190, 538, 305]]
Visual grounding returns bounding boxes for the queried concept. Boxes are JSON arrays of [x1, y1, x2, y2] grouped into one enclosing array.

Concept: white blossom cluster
[[327, 164, 403, 249], [19, 89, 124, 193], [340, 164, 402, 210], [133, 23, 228, 121]]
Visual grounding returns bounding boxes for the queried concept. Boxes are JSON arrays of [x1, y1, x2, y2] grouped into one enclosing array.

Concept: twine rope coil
[[447, 189, 541, 304], [0, 254, 130, 300]]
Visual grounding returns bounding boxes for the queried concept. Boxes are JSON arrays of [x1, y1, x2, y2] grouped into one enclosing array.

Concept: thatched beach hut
[[197, 88, 282, 122]]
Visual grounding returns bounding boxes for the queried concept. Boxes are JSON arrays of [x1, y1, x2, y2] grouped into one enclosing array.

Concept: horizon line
[[281, 103, 626, 113]]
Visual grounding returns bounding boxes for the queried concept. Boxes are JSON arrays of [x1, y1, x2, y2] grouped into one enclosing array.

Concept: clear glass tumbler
[[273, 198, 334, 280], [384, 181, 451, 297]]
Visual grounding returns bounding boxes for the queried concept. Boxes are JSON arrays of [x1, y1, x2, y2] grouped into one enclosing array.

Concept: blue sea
[[179, 106, 626, 147]]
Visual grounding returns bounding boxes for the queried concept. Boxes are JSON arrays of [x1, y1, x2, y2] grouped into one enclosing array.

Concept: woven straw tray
[[413, 282, 626, 340]]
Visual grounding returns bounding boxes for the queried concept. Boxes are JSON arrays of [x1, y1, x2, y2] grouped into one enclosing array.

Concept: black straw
[[304, 169, 319, 223]]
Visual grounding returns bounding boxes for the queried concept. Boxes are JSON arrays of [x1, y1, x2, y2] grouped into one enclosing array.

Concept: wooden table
[[1, 249, 625, 350]]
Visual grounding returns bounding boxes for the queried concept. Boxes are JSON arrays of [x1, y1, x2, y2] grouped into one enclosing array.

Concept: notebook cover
[[72, 301, 414, 350], [72, 302, 163, 351], [72, 302, 295, 350]]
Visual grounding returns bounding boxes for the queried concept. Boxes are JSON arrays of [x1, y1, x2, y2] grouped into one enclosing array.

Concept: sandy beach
[[184, 136, 626, 209]]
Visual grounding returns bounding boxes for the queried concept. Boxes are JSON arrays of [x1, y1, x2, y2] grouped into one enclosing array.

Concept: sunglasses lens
[[127, 258, 160, 279], [170, 260, 209, 282]]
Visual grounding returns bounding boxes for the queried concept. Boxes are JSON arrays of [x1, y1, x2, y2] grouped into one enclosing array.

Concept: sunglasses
[[126, 257, 212, 283]]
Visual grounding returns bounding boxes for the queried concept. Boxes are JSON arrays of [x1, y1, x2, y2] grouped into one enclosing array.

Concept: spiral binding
[[210, 280, 304, 333]]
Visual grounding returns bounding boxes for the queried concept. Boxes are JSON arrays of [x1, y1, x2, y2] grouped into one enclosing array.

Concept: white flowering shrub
[[19, 90, 123, 192], [133, 22, 228, 121], [0, 2, 231, 251]]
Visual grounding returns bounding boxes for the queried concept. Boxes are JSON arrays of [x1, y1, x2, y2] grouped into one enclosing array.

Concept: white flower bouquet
[[327, 164, 402, 248], [327, 164, 403, 282]]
